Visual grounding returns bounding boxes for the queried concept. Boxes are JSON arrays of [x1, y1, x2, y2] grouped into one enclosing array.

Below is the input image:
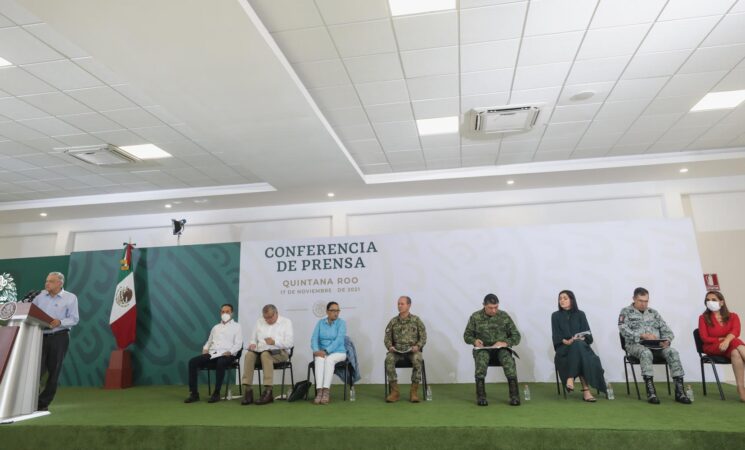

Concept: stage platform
[[3, 383, 744, 449]]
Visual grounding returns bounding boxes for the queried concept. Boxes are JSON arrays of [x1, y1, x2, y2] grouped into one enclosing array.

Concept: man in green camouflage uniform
[[463, 293, 521, 406], [618, 287, 691, 405], [384, 296, 427, 403]]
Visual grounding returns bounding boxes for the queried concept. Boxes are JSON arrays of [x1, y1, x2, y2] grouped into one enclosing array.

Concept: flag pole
[[104, 241, 137, 389]]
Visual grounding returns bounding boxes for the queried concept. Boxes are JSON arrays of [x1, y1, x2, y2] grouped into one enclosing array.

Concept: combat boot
[[386, 382, 400, 402], [643, 376, 660, 404], [507, 377, 521, 406], [674, 377, 692, 404], [476, 379, 488, 406], [410, 383, 420, 403]]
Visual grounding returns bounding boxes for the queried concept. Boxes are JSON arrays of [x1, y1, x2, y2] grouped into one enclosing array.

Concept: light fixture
[[327, 192, 335, 198], [165, 204, 172, 209], [119, 143, 172, 160], [506, 180, 515, 185], [39, 212, 48, 217], [193, 199, 209, 204], [569, 91, 595, 102], [389, 0, 455, 16], [679, 168, 689, 173], [0, 56, 12, 67], [690, 90, 745, 112], [416, 116, 459, 136]]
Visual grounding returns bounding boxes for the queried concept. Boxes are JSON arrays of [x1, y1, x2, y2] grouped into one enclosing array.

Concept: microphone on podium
[[20, 290, 42, 303]]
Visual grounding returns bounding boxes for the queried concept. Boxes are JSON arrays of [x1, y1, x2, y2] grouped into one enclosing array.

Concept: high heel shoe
[[582, 388, 597, 402], [566, 380, 574, 393]]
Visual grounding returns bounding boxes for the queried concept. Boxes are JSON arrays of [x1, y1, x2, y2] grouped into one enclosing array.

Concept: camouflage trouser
[[625, 344, 684, 378], [473, 348, 516, 380], [385, 351, 423, 383]]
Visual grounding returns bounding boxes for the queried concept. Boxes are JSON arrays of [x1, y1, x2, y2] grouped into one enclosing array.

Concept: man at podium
[[32, 272, 80, 411]]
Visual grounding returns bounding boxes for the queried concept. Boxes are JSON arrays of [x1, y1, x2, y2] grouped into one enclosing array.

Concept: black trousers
[[39, 332, 70, 409], [188, 354, 235, 396]]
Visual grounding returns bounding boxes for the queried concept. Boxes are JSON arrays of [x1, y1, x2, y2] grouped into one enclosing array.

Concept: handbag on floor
[[287, 380, 311, 402]]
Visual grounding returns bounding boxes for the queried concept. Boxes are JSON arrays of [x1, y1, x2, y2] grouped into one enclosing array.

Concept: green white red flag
[[110, 243, 137, 349]]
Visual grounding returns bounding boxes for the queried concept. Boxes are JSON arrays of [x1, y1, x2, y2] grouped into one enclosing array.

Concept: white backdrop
[[238, 218, 706, 384]]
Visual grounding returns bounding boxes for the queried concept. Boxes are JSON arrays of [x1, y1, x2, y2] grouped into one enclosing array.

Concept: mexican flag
[[110, 243, 137, 349]]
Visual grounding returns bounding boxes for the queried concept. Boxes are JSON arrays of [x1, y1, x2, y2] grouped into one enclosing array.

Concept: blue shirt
[[32, 289, 79, 334], [311, 317, 346, 354]]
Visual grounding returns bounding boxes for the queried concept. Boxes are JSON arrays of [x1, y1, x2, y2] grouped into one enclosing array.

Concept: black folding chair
[[201, 349, 242, 398], [620, 334, 670, 400], [383, 353, 428, 399], [255, 347, 295, 399], [693, 328, 729, 400]]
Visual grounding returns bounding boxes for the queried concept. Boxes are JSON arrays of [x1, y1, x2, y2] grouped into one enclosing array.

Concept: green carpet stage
[[3, 383, 744, 449]]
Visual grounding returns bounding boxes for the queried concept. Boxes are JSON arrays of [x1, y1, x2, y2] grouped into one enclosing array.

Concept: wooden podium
[[0, 303, 53, 421]]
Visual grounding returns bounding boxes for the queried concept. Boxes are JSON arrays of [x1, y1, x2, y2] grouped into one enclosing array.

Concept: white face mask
[[706, 301, 721, 312], [221, 313, 231, 322]]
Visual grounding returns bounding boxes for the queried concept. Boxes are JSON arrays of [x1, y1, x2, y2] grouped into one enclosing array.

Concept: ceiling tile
[[58, 112, 123, 133], [22, 60, 103, 91], [309, 84, 361, 109], [550, 102, 603, 123], [566, 56, 630, 84], [343, 53, 403, 83], [606, 143, 651, 156], [248, 0, 324, 32], [66, 86, 137, 111], [411, 97, 459, 120], [102, 108, 164, 129], [656, 70, 727, 98], [424, 158, 461, 170], [0, 97, 49, 120], [292, 59, 351, 88], [423, 146, 459, 159], [386, 149, 425, 164], [356, 79, 409, 106], [23, 23, 88, 59], [576, 130, 623, 148], [19, 116, 82, 136], [72, 57, 127, 85], [702, 12, 745, 46], [0, 67, 55, 96], [346, 138, 384, 154], [543, 120, 590, 139], [52, 133, 105, 147], [335, 123, 376, 141], [594, 99, 650, 120], [350, 149, 388, 165], [130, 126, 185, 143], [364, 102, 413, 122], [514, 62, 571, 90], [461, 92, 510, 111], [714, 68, 745, 90], [461, 39, 520, 72], [606, 76, 669, 102], [460, 2, 527, 44], [462, 143, 499, 157], [509, 86, 561, 104], [0, 140, 36, 157], [329, 19, 397, 57], [557, 81, 615, 105], [679, 43, 745, 74], [393, 10, 458, 51], [391, 161, 427, 172], [400, 46, 458, 78], [373, 121, 420, 151], [406, 74, 458, 101], [314, 0, 389, 25], [497, 151, 533, 164], [621, 50, 691, 79], [144, 105, 185, 126], [658, 0, 736, 21], [499, 138, 539, 153], [0, 157, 38, 170], [590, 0, 666, 28], [532, 148, 573, 161], [271, 28, 338, 63], [518, 31, 583, 66], [524, 0, 596, 36], [644, 95, 699, 114], [676, 110, 732, 128], [420, 134, 459, 149], [577, 24, 649, 60], [638, 16, 721, 53], [112, 85, 158, 108], [16, 152, 68, 168], [19, 92, 93, 116], [359, 163, 392, 174], [461, 69, 513, 95], [0, 27, 63, 65], [0, 2, 39, 24], [324, 106, 369, 126]]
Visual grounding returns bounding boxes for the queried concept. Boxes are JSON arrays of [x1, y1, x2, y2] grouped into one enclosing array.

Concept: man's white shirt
[[203, 319, 243, 357], [249, 315, 294, 352]]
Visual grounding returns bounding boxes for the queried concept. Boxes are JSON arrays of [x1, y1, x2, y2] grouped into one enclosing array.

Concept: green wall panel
[[0, 255, 70, 302]]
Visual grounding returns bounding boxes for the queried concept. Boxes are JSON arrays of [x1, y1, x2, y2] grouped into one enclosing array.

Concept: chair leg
[[257, 367, 262, 394], [665, 364, 671, 396], [384, 366, 388, 398], [629, 362, 641, 400], [237, 364, 242, 395], [623, 359, 631, 396], [307, 362, 316, 399], [709, 361, 725, 401], [421, 361, 428, 399], [700, 360, 707, 396], [207, 370, 212, 397], [280, 367, 286, 398]]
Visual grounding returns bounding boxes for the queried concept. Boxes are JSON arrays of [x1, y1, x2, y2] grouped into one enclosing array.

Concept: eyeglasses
[[327, 309, 341, 312]]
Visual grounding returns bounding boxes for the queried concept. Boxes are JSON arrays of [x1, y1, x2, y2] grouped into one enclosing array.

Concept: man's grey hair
[[49, 272, 65, 285], [262, 304, 277, 315]]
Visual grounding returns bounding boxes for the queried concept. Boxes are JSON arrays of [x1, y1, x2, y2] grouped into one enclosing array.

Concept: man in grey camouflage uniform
[[618, 287, 691, 404], [463, 293, 521, 406], [384, 296, 427, 403]]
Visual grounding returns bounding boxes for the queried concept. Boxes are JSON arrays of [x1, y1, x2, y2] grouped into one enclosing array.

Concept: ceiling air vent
[[65, 144, 139, 166], [469, 105, 541, 134]]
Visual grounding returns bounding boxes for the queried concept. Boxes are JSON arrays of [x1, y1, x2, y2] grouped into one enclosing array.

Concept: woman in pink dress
[[698, 290, 745, 401]]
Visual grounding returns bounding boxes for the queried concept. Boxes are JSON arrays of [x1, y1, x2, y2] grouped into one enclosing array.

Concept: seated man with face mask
[[184, 303, 243, 403]]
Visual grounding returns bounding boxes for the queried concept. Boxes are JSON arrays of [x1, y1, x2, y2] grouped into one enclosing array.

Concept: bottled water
[[349, 386, 356, 402], [226, 389, 232, 401], [523, 384, 531, 401], [425, 385, 433, 401], [606, 383, 615, 400], [686, 384, 694, 402]]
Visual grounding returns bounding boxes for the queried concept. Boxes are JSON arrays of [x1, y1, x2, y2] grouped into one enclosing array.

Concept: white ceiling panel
[[594, 99, 650, 120], [346, 138, 384, 155], [462, 142, 499, 157], [72, 57, 127, 85], [349, 149, 388, 165], [702, 12, 745, 46], [645, 95, 700, 115], [66, 86, 137, 111], [309, 84, 361, 109], [510, 86, 561, 104], [543, 120, 590, 139], [363, 102, 413, 123], [0, 140, 36, 157], [411, 97, 459, 120], [247, 0, 324, 32], [329, 19, 397, 57], [557, 81, 615, 105], [0, 27, 63, 65], [23, 59, 103, 90], [400, 46, 458, 78], [0, 14, 13, 27], [550, 102, 603, 123], [676, 109, 732, 128], [393, 10, 458, 51], [607, 143, 651, 156], [424, 157, 461, 170], [585, 117, 637, 133], [499, 138, 540, 153], [358, 163, 391, 174], [20, 136, 63, 151], [23, 22, 88, 59], [52, 133, 104, 147], [622, 50, 692, 79], [323, 106, 369, 127], [0, 67, 55, 96], [461, 92, 510, 111], [420, 134, 459, 149], [518, 31, 583, 66], [590, 0, 666, 29], [577, 130, 623, 148], [356, 79, 409, 106], [423, 146, 460, 159], [373, 121, 420, 151], [514, 62, 571, 90], [130, 126, 185, 144], [680, 43, 745, 74], [334, 123, 376, 141], [0, 97, 49, 120], [271, 27, 338, 63], [460, 2, 527, 44], [19, 92, 92, 116], [386, 149, 425, 164], [497, 151, 533, 164], [714, 68, 745, 90], [102, 108, 164, 129], [0, 2, 39, 24], [566, 56, 629, 84], [461, 69, 513, 95], [656, 70, 727, 98], [90, 129, 146, 146], [343, 53, 403, 83], [639, 16, 721, 53], [16, 152, 67, 167], [606, 77, 669, 102], [577, 24, 649, 60], [314, 0, 390, 25], [532, 148, 573, 161], [19, 116, 82, 136], [112, 84, 157, 108], [658, 0, 736, 21], [524, 0, 596, 36], [461, 39, 520, 72], [59, 112, 122, 133], [406, 74, 459, 101], [292, 59, 351, 88]]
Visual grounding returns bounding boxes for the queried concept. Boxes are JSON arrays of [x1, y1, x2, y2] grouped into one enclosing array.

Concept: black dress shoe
[[38, 405, 49, 411], [207, 394, 221, 403], [255, 388, 274, 405], [241, 389, 254, 405], [184, 393, 200, 403]]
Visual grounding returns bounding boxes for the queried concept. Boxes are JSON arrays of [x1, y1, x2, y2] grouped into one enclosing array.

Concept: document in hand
[[640, 339, 667, 349], [473, 346, 520, 359], [573, 331, 591, 339]]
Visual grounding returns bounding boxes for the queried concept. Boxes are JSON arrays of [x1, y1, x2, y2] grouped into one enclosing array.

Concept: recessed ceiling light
[[39, 212, 48, 217], [569, 91, 595, 102], [690, 90, 745, 112], [389, 0, 455, 16], [119, 143, 172, 160], [416, 116, 459, 136], [679, 168, 689, 173], [506, 180, 515, 185], [327, 192, 335, 198], [0, 56, 12, 67], [165, 203, 172, 208], [193, 199, 209, 204]]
